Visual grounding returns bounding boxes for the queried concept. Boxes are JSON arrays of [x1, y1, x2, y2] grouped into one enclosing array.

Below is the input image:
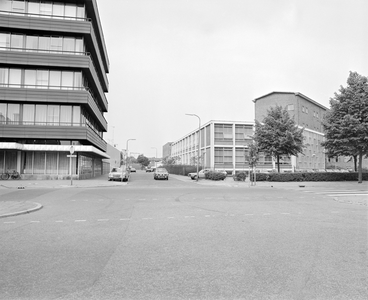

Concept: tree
[[254, 105, 305, 173], [162, 156, 180, 165], [322, 71, 368, 183], [136, 154, 150, 168]]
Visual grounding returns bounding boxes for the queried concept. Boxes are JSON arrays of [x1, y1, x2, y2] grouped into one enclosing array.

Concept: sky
[[97, 0, 368, 158]]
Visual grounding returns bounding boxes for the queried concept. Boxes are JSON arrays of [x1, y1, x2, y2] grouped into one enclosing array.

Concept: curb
[[0, 202, 43, 219]]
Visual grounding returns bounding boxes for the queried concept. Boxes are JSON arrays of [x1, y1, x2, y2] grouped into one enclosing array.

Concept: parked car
[[188, 169, 211, 180], [129, 167, 136, 172], [153, 167, 169, 180], [146, 167, 153, 172], [108, 167, 130, 182]]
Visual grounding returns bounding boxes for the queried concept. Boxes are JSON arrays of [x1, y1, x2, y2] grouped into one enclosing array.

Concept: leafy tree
[[322, 71, 368, 183], [247, 142, 259, 168], [162, 156, 180, 165], [254, 105, 305, 173], [137, 154, 150, 168]]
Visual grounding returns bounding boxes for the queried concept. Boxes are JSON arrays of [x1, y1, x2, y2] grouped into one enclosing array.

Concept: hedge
[[250, 172, 368, 182], [205, 171, 226, 181], [161, 165, 201, 176]]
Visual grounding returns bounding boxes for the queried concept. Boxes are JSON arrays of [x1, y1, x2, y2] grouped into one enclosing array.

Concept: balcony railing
[[0, 9, 90, 22]]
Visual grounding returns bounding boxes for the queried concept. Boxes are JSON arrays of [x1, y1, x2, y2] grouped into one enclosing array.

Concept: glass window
[[25, 35, 38, 51], [9, 69, 21, 87], [63, 37, 75, 53], [24, 69, 36, 88], [10, 34, 23, 51], [287, 104, 294, 111], [0, 1, 11, 12], [74, 72, 82, 88], [49, 71, 61, 89], [33, 151, 45, 174], [75, 38, 83, 54], [35, 105, 47, 125], [61, 71, 73, 89], [0, 68, 9, 87], [36, 70, 49, 88], [27, 1, 40, 15], [0, 33, 10, 49], [39, 36, 50, 52], [50, 37, 62, 53], [72, 106, 80, 126], [39, 2, 52, 16], [76, 5, 85, 19], [11, 0, 25, 13], [47, 105, 59, 125], [23, 104, 35, 125], [60, 106, 72, 126], [7, 104, 20, 124], [0, 103, 7, 124], [64, 4, 76, 19], [52, 3, 64, 18]]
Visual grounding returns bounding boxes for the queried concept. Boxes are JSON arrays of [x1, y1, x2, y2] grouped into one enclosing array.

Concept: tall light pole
[[185, 113, 201, 181], [126, 139, 136, 170], [151, 147, 157, 168]]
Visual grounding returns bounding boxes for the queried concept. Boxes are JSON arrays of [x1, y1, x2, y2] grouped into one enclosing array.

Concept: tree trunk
[[358, 150, 363, 183], [353, 155, 357, 172], [277, 155, 280, 173]]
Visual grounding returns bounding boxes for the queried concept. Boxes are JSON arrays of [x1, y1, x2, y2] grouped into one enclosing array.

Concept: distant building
[[0, 0, 110, 179], [162, 142, 172, 159]]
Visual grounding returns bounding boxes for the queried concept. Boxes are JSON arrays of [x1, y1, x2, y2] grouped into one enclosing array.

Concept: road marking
[[120, 218, 130, 221], [55, 220, 63, 223], [4, 221, 15, 224], [75, 220, 86, 222], [97, 219, 109, 221], [30, 221, 40, 223], [167, 217, 175, 219], [205, 215, 211, 217], [142, 218, 153, 220], [281, 213, 290, 215]]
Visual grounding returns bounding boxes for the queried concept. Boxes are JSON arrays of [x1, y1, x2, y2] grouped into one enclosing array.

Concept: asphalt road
[[0, 171, 367, 300]]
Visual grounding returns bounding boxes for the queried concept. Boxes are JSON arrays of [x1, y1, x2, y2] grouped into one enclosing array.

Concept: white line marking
[[120, 218, 130, 221], [30, 221, 40, 223], [55, 220, 63, 223], [245, 214, 254, 216], [142, 218, 153, 220], [205, 215, 211, 217], [97, 219, 109, 221], [281, 213, 290, 215], [75, 220, 86, 222], [4, 221, 15, 224]]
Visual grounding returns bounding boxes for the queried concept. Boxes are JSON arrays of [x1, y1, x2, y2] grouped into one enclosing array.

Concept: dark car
[[153, 167, 169, 180]]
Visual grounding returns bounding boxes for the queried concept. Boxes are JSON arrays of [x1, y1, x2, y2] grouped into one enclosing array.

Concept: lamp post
[[185, 113, 201, 181], [126, 139, 136, 170], [151, 147, 157, 168]]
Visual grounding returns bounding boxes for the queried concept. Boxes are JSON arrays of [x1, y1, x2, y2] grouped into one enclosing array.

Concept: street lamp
[[151, 147, 157, 168], [126, 139, 136, 170], [185, 113, 201, 181]]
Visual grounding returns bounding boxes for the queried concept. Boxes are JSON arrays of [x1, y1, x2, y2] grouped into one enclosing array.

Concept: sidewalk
[[0, 175, 123, 219]]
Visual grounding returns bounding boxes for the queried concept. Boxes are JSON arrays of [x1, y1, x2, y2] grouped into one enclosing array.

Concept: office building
[[0, 0, 110, 179]]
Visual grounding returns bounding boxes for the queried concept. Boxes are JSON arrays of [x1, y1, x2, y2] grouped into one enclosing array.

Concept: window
[[47, 105, 59, 125], [0, 103, 7, 123], [0, 68, 9, 86], [60, 106, 72, 126], [76, 5, 85, 19], [36, 70, 49, 88], [10, 34, 23, 50], [7, 104, 20, 124], [0, 33, 10, 49], [72, 106, 80, 125], [11, 0, 25, 13], [52, 3, 64, 18], [49, 70, 61, 89], [305, 107, 308, 114], [23, 104, 35, 125], [302, 106, 305, 113], [64, 4, 76, 19], [39, 2, 52, 17], [61, 71, 73, 89], [35, 105, 47, 125], [0, 1, 11, 12], [63, 38, 75, 53], [26, 36, 38, 51], [75, 38, 83, 53], [39, 36, 50, 52], [24, 69, 36, 88], [287, 104, 294, 111], [28, 1, 40, 15], [215, 147, 233, 164], [9, 69, 21, 87], [50, 37, 62, 53]]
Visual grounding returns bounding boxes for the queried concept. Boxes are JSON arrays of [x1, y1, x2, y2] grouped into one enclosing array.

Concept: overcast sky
[[97, 0, 367, 158]]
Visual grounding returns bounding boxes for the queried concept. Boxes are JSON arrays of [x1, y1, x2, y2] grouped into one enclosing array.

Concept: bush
[[233, 172, 247, 181], [205, 171, 227, 181], [250, 172, 368, 182]]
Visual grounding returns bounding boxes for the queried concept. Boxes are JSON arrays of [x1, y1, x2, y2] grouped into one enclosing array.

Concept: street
[[0, 171, 367, 300]]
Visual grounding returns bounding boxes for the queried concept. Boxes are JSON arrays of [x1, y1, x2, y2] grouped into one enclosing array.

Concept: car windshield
[[156, 168, 167, 172], [111, 168, 122, 173]]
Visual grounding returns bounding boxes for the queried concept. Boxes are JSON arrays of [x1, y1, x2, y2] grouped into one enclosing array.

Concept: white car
[[108, 167, 130, 182], [188, 169, 211, 180]]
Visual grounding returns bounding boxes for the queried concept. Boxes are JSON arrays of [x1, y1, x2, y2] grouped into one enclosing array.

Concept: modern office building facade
[[170, 120, 279, 174], [0, 0, 110, 179], [162, 142, 172, 159]]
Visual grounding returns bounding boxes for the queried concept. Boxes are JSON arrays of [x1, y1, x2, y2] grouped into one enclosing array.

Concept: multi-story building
[[254, 92, 328, 171], [170, 120, 276, 174], [0, 0, 110, 179], [162, 142, 172, 159]]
